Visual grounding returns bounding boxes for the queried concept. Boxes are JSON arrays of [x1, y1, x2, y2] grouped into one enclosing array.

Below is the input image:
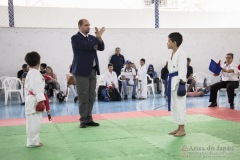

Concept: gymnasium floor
[[0, 94, 239, 160]]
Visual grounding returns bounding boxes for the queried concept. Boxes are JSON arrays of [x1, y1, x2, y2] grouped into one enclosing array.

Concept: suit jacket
[[71, 32, 105, 76]]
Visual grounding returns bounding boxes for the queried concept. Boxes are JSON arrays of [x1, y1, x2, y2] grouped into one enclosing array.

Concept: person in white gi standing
[[137, 58, 148, 100], [24, 51, 51, 147], [167, 32, 187, 137]]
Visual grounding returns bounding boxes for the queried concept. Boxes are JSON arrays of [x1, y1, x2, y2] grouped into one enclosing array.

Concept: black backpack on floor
[[56, 90, 66, 102], [108, 88, 121, 101], [98, 85, 108, 101]]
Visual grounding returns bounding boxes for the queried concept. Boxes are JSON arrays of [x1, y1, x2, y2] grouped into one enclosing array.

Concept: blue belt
[[167, 72, 178, 111]]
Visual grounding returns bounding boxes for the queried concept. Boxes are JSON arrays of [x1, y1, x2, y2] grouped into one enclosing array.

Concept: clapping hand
[[95, 27, 105, 40]]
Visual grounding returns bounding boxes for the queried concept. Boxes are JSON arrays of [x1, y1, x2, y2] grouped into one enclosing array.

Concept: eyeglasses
[[225, 57, 232, 59]]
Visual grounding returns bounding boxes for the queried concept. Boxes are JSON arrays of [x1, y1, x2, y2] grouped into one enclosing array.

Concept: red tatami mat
[[189, 107, 240, 122], [0, 107, 239, 127]]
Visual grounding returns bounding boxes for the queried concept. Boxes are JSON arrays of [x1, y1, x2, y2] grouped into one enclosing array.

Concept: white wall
[[0, 27, 240, 89], [1, 6, 240, 28]]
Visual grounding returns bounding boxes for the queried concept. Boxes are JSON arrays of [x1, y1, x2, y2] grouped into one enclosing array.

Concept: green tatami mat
[[0, 114, 239, 160]]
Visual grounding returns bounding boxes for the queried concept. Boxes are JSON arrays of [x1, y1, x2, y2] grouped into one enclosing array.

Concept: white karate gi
[[104, 70, 119, 89], [168, 48, 187, 125], [24, 68, 46, 147], [138, 64, 148, 98]]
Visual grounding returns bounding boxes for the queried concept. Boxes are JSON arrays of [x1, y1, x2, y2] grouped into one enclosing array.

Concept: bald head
[[78, 19, 90, 35]]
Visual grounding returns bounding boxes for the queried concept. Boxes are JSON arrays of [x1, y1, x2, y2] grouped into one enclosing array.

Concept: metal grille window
[[143, 0, 179, 8]]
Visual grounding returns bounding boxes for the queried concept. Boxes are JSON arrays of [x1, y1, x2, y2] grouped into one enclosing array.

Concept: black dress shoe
[[86, 121, 99, 126], [208, 103, 217, 107], [230, 103, 234, 110], [124, 95, 128, 100], [132, 95, 137, 99], [80, 122, 86, 128], [20, 102, 25, 105], [74, 96, 78, 103]]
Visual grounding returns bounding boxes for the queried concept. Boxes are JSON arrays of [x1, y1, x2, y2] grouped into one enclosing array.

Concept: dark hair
[[78, 19, 84, 27], [187, 58, 191, 62], [24, 51, 40, 67], [46, 66, 54, 78], [140, 58, 145, 63], [168, 32, 183, 47], [115, 47, 120, 50], [22, 64, 27, 68], [226, 53, 234, 59], [108, 63, 113, 67], [40, 63, 47, 69]]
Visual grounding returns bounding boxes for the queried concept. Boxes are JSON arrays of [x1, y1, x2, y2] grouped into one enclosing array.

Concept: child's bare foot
[[174, 130, 186, 137], [169, 129, 179, 135], [27, 143, 43, 148], [38, 143, 43, 147]]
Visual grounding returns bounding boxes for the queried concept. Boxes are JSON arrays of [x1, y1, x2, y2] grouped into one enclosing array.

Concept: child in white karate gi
[[167, 32, 187, 137], [24, 51, 51, 148], [137, 58, 148, 99]]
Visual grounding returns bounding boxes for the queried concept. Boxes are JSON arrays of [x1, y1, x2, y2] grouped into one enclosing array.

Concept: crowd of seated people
[[12, 50, 240, 108], [147, 64, 161, 94]]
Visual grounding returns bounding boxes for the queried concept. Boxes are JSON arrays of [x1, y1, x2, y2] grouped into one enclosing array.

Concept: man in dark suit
[[71, 19, 105, 128], [110, 47, 125, 92]]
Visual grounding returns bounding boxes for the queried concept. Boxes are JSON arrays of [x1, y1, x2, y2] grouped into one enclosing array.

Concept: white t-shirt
[[121, 67, 136, 85], [221, 63, 239, 81]]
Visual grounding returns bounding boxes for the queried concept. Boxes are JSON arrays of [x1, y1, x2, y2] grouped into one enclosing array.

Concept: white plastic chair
[[64, 77, 71, 102], [236, 87, 240, 110], [146, 74, 155, 97], [193, 72, 211, 88], [99, 74, 106, 86], [0, 76, 9, 97], [95, 74, 107, 100], [3, 77, 24, 105], [118, 75, 134, 98]]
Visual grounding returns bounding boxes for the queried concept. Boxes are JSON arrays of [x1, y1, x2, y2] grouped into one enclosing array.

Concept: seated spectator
[[161, 62, 169, 97], [44, 66, 60, 100], [147, 64, 161, 94], [137, 59, 147, 100], [187, 86, 210, 97], [20, 66, 29, 105], [208, 53, 239, 109], [17, 64, 28, 81], [131, 63, 138, 74], [186, 58, 196, 92], [66, 65, 78, 103], [121, 60, 137, 99], [104, 63, 119, 90], [40, 63, 47, 75], [21, 66, 29, 85]]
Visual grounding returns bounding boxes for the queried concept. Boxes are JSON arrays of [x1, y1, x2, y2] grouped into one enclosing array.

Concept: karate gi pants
[[170, 88, 186, 125]]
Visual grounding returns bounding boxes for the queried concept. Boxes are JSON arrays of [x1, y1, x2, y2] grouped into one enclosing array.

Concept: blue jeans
[[122, 79, 137, 96]]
